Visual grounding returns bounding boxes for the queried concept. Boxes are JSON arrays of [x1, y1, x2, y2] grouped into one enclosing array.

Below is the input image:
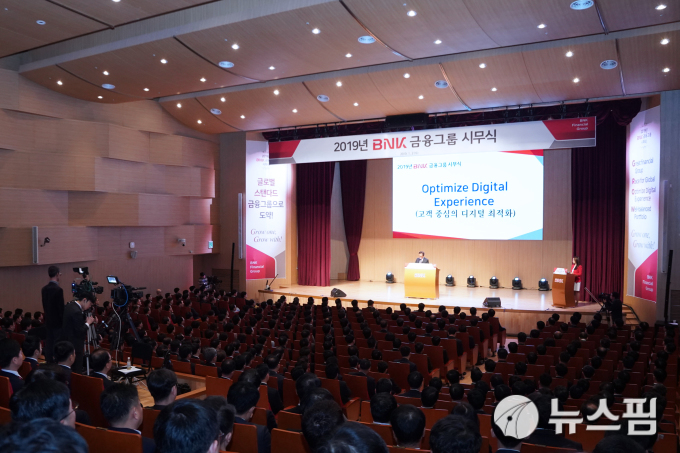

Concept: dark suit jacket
[[61, 301, 88, 346], [42, 281, 65, 329], [339, 380, 352, 404], [235, 416, 271, 453], [0, 370, 24, 393], [24, 357, 39, 371], [399, 389, 422, 398], [147, 404, 167, 411], [396, 358, 417, 373], [262, 383, 283, 414], [415, 257, 430, 263], [284, 405, 302, 415], [269, 370, 285, 397], [349, 371, 376, 398], [525, 429, 583, 450], [90, 371, 114, 390], [108, 427, 156, 453], [59, 365, 72, 387]]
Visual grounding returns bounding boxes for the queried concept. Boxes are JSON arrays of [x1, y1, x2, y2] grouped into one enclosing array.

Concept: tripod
[[84, 313, 99, 375]]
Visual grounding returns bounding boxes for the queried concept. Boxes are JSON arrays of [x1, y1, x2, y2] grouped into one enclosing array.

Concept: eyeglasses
[[60, 400, 79, 421]]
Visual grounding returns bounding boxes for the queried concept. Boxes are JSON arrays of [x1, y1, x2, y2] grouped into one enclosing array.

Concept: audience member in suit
[[399, 371, 424, 398], [301, 399, 345, 452], [491, 415, 523, 453], [154, 399, 222, 453], [202, 396, 236, 452], [430, 415, 482, 453], [254, 364, 283, 414], [41, 265, 65, 363], [177, 344, 196, 375], [348, 359, 376, 398], [325, 363, 352, 404], [21, 335, 41, 371], [60, 292, 96, 374], [524, 393, 583, 450], [396, 346, 418, 373], [282, 372, 321, 415], [237, 369, 277, 431], [54, 341, 75, 387], [466, 388, 487, 414], [101, 383, 157, 453], [227, 382, 271, 453], [8, 378, 76, 428], [370, 392, 398, 425], [88, 348, 114, 390], [0, 338, 25, 393], [220, 358, 235, 380], [203, 347, 218, 367], [391, 404, 426, 449], [265, 354, 285, 398], [146, 368, 178, 410]]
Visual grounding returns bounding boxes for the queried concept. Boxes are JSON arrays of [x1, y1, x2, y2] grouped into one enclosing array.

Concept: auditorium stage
[[258, 280, 606, 335]]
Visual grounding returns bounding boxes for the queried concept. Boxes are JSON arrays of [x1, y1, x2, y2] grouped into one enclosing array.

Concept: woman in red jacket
[[569, 256, 582, 303]]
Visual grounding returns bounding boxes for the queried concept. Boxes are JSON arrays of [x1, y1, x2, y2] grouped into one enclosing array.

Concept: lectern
[[404, 263, 439, 299], [552, 272, 576, 307]]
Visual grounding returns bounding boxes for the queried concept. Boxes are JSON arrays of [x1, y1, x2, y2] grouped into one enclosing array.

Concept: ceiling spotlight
[[112, 0, 121, 2], [358, 36, 376, 44], [269, 66, 275, 70], [220, 97, 226, 102], [143, 88, 149, 91], [479, 63, 486, 68], [446, 275, 454, 286], [176, 103, 182, 108], [537, 23, 546, 29], [418, 95, 424, 99], [231, 44, 239, 50], [566, 51, 574, 57], [56, 80, 63, 85], [219, 61, 234, 68], [36, 20, 46, 25], [656, 4, 667, 10], [489, 277, 499, 289], [103, 70, 109, 75], [663, 67, 670, 72], [273, 89, 280, 95], [386, 273, 394, 284], [240, 115, 245, 119], [467, 275, 477, 288], [353, 102, 359, 106], [102, 84, 115, 89], [292, 109, 298, 113], [407, 10, 417, 16], [197, 120, 202, 124], [434, 39, 442, 45], [573, 77, 580, 83], [336, 81, 342, 87], [160, 59, 167, 64], [345, 53, 352, 58], [538, 278, 550, 291], [200, 77, 206, 82], [491, 87, 497, 91], [312, 28, 320, 34], [512, 277, 523, 290], [403, 73, 410, 78], [661, 38, 670, 45], [98, 96, 103, 99]]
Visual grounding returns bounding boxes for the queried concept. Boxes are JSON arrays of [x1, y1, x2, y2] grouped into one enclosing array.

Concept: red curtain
[[571, 99, 640, 299], [297, 162, 335, 286], [340, 160, 367, 281]]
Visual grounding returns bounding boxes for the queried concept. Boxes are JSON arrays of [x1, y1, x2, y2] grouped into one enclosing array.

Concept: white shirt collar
[[60, 364, 71, 369], [1, 369, 21, 377], [75, 301, 83, 311]]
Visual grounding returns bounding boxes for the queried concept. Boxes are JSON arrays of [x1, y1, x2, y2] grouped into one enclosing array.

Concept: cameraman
[[606, 292, 624, 325], [61, 291, 96, 374]]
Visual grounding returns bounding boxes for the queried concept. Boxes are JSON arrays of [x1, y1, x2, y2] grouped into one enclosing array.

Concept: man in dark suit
[[54, 341, 75, 387], [61, 292, 96, 374], [177, 344, 196, 375], [146, 368, 178, 410], [281, 372, 321, 415], [89, 348, 114, 390], [325, 363, 352, 404], [42, 265, 65, 362], [256, 364, 283, 414], [396, 346, 418, 373], [101, 383, 156, 453], [349, 358, 376, 398], [524, 393, 583, 450], [227, 382, 271, 453], [415, 251, 429, 263], [265, 354, 285, 398], [21, 335, 42, 371], [399, 371, 424, 398], [0, 338, 25, 393]]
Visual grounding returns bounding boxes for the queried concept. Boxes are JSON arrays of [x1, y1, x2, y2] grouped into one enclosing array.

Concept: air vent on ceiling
[[570, 0, 594, 10], [317, 95, 329, 102], [600, 60, 618, 70], [210, 108, 222, 115], [102, 84, 115, 89], [219, 61, 234, 68], [435, 80, 449, 89], [358, 36, 376, 44]]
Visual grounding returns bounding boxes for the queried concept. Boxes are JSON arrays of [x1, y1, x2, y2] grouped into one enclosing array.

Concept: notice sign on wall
[[626, 106, 660, 302], [245, 141, 287, 280]]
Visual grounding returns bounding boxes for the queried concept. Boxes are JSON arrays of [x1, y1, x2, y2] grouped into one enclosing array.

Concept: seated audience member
[[54, 341, 75, 386], [220, 358, 235, 380], [492, 414, 525, 453], [396, 346, 418, 373], [466, 389, 486, 414], [349, 359, 376, 398], [154, 399, 221, 453], [449, 384, 465, 401], [227, 382, 271, 453], [9, 379, 76, 427], [370, 392, 398, 425], [0, 338, 24, 392], [302, 400, 345, 452], [323, 420, 388, 453], [484, 359, 496, 373], [391, 404, 426, 449], [147, 368, 178, 410], [254, 364, 283, 414], [101, 383, 156, 453], [177, 344, 196, 374], [497, 348, 508, 362], [400, 371, 424, 398], [593, 435, 645, 453], [524, 393, 583, 450], [0, 419, 88, 453], [265, 354, 285, 397], [203, 347, 217, 367], [493, 384, 512, 406], [421, 386, 439, 409], [539, 373, 552, 390], [325, 363, 352, 404], [430, 415, 482, 453], [300, 388, 335, 414], [21, 336, 41, 371], [285, 373, 322, 414], [89, 348, 114, 389], [202, 397, 236, 451]]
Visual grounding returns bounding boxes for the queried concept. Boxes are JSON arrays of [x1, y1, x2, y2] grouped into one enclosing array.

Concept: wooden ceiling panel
[[160, 98, 238, 134], [51, 0, 216, 26], [442, 52, 541, 109], [619, 30, 680, 94], [598, 0, 680, 31], [21, 66, 137, 104], [0, 0, 105, 57], [58, 38, 251, 98], [522, 40, 623, 102], [462, 0, 603, 47], [369, 64, 467, 113], [195, 83, 340, 131], [304, 74, 400, 121], [177, 2, 401, 82], [343, 0, 499, 58]]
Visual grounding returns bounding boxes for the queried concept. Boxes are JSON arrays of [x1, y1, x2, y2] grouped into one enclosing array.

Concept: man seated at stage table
[[415, 251, 429, 264]]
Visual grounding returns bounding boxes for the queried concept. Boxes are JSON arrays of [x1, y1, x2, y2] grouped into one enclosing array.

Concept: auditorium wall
[[357, 150, 573, 290], [0, 68, 219, 312]]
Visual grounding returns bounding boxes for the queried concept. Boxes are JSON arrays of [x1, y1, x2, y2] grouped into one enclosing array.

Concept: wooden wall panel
[[182, 137, 218, 169], [95, 158, 148, 194], [0, 68, 20, 111], [27, 153, 96, 191], [69, 192, 140, 227], [190, 198, 212, 225], [0, 228, 32, 267], [150, 133, 184, 166], [139, 194, 190, 227], [37, 227, 98, 264], [0, 188, 69, 227], [164, 165, 197, 196], [0, 110, 35, 151], [33, 118, 104, 157], [199, 168, 216, 198], [120, 227, 166, 259], [105, 125, 150, 162]]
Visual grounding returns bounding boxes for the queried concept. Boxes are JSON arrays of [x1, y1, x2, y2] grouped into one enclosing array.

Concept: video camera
[[107, 275, 146, 307], [72, 267, 104, 296]]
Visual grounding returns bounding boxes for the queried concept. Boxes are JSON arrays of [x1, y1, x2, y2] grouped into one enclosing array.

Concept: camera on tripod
[[598, 292, 613, 303], [72, 267, 104, 296], [107, 275, 145, 306]]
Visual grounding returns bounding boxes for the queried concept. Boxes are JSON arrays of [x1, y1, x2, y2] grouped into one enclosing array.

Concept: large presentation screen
[[393, 151, 544, 240]]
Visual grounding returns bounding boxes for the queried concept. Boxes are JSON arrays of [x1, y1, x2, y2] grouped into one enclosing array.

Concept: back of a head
[[100, 383, 139, 425], [323, 422, 388, 453], [421, 386, 439, 408], [370, 392, 397, 423], [227, 381, 260, 415], [0, 419, 88, 453], [90, 349, 111, 373], [391, 404, 426, 446], [466, 389, 485, 410], [302, 400, 345, 451], [593, 434, 645, 453], [430, 415, 482, 453], [154, 400, 220, 453], [301, 387, 335, 413], [9, 379, 71, 422], [407, 371, 423, 389], [449, 384, 464, 401], [148, 369, 178, 403]]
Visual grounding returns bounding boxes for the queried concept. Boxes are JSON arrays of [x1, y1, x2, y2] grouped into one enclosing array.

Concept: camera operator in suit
[[61, 291, 96, 374], [42, 266, 65, 362]]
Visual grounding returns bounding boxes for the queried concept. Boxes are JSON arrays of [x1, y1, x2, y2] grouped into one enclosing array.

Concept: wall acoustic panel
[[0, 188, 69, 227]]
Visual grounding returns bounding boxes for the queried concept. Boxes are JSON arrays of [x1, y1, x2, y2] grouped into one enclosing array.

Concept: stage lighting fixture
[[538, 278, 550, 291], [386, 272, 394, 284], [467, 275, 476, 288], [489, 276, 499, 289], [512, 277, 522, 290], [446, 275, 454, 287]]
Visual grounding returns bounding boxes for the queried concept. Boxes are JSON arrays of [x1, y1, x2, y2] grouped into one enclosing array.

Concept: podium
[[404, 263, 439, 299], [552, 272, 575, 307]]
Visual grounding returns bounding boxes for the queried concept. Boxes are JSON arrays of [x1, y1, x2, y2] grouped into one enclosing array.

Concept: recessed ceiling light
[[200, 77, 206, 82], [661, 38, 670, 45], [231, 44, 239, 50], [317, 95, 329, 102], [220, 97, 226, 102], [36, 20, 45, 25], [573, 77, 580, 83], [663, 67, 670, 72], [358, 36, 376, 44], [403, 73, 410, 78], [240, 115, 245, 119], [570, 0, 594, 10], [312, 28, 320, 34], [112, 0, 121, 2], [345, 53, 352, 58], [102, 83, 115, 89], [479, 63, 486, 68], [98, 96, 103, 99], [434, 39, 442, 45], [103, 70, 109, 75], [656, 4, 667, 10], [537, 23, 546, 29], [566, 51, 574, 57], [336, 81, 342, 87], [407, 10, 417, 17], [269, 66, 275, 70], [210, 108, 222, 115], [160, 59, 167, 64], [219, 61, 234, 68], [197, 120, 202, 124], [177, 103, 182, 108], [273, 89, 280, 95], [491, 87, 497, 91], [434, 80, 448, 89], [600, 60, 618, 70], [418, 95, 424, 99], [354, 102, 359, 106], [56, 80, 63, 85], [292, 109, 298, 113], [143, 88, 149, 91]]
